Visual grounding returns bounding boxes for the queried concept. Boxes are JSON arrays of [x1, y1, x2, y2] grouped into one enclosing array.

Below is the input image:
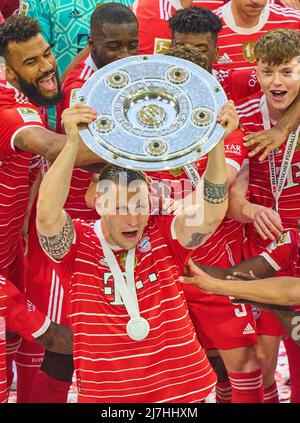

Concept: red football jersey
[[236, 92, 300, 256], [132, 0, 228, 54], [0, 79, 45, 281], [214, 2, 300, 70], [260, 229, 300, 276], [147, 128, 247, 267], [215, 68, 261, 102], [0, 275, 50, 403], [46, 217, 217, 403]]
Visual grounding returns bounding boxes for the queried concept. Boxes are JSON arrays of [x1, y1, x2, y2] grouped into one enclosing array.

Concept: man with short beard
[[214, 0, 300, 70], [0, 15, 101, 403]]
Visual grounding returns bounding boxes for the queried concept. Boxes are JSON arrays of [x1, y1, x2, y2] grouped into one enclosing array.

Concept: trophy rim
[[79, 54, 227, 171]]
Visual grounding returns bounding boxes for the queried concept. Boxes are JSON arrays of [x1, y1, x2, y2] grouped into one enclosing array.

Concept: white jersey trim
[[85, 55, 98, 73], [32, 317, 51, 339], [171, 216, 178, 240], [260, 252, 281, 271], [225, 158, 241, 173], [10, 124, 44, 151], [221, 1, 270, 34]]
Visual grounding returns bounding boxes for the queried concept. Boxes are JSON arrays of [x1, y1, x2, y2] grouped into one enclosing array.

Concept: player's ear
[[214, 45, 219, 62], [4, 63, 16, 82], [94, 193, 103, 215], [88, 35, 95, 51]]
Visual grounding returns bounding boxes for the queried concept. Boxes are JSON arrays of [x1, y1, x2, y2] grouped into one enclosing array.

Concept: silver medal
[[126, 317, 150, 341]]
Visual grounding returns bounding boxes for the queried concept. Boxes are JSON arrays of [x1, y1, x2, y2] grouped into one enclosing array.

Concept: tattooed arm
[[174, 101, 238, 249], [37, 105, 96, 259], [13, 107, 101, 165], [36, 322, 73, 355]]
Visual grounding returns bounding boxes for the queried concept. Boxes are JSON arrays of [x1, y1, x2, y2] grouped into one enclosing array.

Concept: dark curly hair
[[169, 6, 222, 45], [167, 45, 209, 71], [0, 15, 41, 60]]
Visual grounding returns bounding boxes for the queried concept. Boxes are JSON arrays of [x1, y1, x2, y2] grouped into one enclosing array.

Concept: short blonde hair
[[254, 29, 300, 66]]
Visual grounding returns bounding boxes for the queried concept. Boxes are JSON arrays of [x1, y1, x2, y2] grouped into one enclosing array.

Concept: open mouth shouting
[[121, 230, 139, 240], [37, 71, 58, 92], [270, 90, 288, 102]]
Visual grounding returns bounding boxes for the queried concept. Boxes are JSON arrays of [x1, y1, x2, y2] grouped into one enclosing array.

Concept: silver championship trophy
[[79, 55, 227, 171]]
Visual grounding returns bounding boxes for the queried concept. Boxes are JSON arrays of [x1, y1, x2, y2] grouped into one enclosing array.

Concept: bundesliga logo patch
[[267, 232, 291, 253], [17, 107, 42, 124], [154, 38, 172, 55], [70, 89, 80, 106], [138, 236, 151, 253]]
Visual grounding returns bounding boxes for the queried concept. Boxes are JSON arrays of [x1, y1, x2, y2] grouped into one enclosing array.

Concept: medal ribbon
[[94, 220, 140, 321], [260, 95, 300, 212]]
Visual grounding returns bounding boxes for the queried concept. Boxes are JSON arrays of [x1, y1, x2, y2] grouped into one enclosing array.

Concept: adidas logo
[[243, 323, 255, 335], [69, 8, 82, 18], [217, 53, 233, 65]]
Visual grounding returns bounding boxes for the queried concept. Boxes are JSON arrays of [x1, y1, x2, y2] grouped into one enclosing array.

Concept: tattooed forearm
[[38, 213, 74, 260], [37, 323, 73, 354], [204, 178, 228, 204], [185, 231, 212, 249]]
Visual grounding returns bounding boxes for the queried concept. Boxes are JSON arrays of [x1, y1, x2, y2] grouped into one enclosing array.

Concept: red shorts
[[243, 236, 285, 337], [183, 284, 257, 351], [254, 310, 285, 337], [26, 214, 69, 325]]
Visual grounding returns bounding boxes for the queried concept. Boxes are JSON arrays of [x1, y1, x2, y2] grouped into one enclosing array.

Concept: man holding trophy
[[35, 96, 237, 402], [35, 32, 239, 401]]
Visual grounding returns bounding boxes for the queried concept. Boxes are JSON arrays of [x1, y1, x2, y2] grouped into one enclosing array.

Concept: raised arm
[[174, 101, 237, 249], [36, 104, 97, 261]]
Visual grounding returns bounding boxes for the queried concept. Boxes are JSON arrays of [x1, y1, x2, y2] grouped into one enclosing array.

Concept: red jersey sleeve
[[4, 279, 50, 341], [155, 214, 193, 269], [224, 128, 247, 172], [260, 230, 298, 274], [0, 105, 45, 159]]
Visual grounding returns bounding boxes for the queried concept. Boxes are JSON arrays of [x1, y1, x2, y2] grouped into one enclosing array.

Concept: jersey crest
[[242, 42, 256, 63]]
